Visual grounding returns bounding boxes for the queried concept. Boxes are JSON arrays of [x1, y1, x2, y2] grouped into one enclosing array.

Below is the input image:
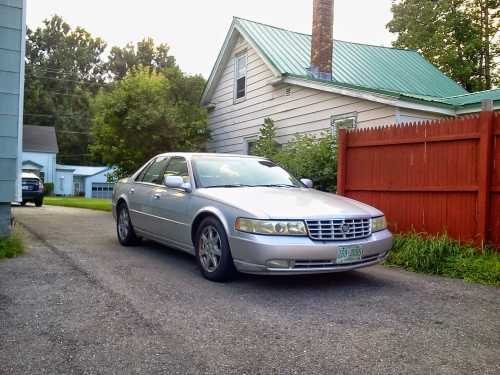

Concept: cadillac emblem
[[341, 223, 352, 234]]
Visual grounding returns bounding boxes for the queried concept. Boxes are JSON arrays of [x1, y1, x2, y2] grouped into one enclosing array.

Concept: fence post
[[337, 129, 347, 195], [477, 108, 494, 245]]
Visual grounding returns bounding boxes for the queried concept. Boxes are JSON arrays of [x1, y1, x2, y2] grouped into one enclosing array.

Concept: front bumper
[[22, 191, 43, 201], [229, 229, 393, 275]]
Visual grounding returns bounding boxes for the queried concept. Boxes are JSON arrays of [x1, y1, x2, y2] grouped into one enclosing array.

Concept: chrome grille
[[305, 218, 371, 241]]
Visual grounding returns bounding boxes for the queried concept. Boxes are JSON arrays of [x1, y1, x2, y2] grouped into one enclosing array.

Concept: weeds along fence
[[336, 111, 500, 249]]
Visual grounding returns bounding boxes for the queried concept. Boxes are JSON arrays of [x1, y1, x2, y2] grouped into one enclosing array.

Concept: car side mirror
[[301, 178, 313, 188], [164, 176, 192, 193]]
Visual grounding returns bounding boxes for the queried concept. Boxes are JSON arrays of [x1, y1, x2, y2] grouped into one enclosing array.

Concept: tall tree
[[107, 38, 177, 80], [24, 15, 107, 164], [90, 67, 208, 177], [387, 0, 499, 92]]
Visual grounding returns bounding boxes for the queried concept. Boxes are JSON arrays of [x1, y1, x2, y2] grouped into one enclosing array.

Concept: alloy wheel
[[198, 225, 222, 272], [118, 207, 130, 241]]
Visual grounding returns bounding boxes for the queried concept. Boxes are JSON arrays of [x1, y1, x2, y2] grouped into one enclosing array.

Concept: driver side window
[[140, 157, 169, 184], [164, 157, 190, 183]]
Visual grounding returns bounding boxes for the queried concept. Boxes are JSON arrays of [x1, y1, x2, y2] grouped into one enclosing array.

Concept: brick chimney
[[310, 0, 333, 80]]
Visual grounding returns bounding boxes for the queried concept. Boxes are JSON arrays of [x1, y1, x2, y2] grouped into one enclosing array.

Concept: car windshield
[[191, 157, 302, 188]]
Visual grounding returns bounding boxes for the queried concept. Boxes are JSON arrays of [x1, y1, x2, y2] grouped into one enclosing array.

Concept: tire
[[116, 203, 141, 246], [195, 217, 236, 282], [35, 197, 43, 207], [20, 201, 27, 206]]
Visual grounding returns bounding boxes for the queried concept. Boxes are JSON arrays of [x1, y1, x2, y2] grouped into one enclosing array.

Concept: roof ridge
[[234, 16, 419, 53], [442, 88, 500, 99], [234, 16, 312, 37]]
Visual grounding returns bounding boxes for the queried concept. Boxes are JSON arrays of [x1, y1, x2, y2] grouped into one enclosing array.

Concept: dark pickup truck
[[21, 172, 44, 207]]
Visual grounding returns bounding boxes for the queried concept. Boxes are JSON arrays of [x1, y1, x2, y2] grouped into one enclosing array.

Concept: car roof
[[157, 152, 266, 160]]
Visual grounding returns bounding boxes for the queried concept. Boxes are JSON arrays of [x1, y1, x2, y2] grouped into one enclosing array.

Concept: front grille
[[305, 217, 371, 241]]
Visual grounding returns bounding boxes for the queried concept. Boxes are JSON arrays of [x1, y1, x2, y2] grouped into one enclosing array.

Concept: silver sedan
[[112, 153, 393, 281]]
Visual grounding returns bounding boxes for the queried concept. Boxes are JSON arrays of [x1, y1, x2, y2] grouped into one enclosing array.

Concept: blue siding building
[[0, 0, 26, 236]]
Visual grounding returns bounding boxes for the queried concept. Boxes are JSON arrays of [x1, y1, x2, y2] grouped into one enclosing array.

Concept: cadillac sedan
[[112, 153, 393, 281]]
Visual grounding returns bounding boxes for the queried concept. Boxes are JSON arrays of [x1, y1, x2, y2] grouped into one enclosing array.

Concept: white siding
[[54, 169, 74, 196], [207, 37, 399, 154], [396, 108, 445, 124], [22, 151, 57, 182]]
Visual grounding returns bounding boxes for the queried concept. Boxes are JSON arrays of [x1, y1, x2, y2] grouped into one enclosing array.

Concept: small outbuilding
[[58, 165, 115, 199]]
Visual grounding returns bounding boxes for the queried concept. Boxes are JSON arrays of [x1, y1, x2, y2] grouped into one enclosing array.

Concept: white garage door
[[91, 183, 114, 199]]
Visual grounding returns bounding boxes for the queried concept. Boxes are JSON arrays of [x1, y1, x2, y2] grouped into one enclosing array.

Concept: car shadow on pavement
[[139, 239, 392, 292]]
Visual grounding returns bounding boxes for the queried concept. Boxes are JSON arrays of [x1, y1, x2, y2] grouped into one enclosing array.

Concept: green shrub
[[43, 182, 54, 196], [0, 233, 24, 260], [253, 118, 337, 192], [386, 232, 500, 286]]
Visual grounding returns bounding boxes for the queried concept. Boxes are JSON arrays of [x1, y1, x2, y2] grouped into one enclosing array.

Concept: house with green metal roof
[[201, 14, 499, 155]]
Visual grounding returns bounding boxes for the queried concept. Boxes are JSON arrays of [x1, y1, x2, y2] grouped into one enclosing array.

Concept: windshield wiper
[[257, 184, 296, 188], [203, 184, 254, 188]]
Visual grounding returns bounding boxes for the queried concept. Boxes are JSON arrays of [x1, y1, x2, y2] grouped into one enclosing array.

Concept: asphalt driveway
[[1, 205, 499, 374]]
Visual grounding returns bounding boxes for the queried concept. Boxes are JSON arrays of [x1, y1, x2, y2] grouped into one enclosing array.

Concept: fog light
[[266, 259, 291, 269]]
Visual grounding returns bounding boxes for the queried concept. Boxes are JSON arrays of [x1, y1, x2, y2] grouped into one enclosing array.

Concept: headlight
[[371, 216, 387, 232], [235, 218, 307, 236]]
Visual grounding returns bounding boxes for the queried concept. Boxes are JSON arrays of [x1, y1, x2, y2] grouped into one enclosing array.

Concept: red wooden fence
[[337, 111, 500, 248]]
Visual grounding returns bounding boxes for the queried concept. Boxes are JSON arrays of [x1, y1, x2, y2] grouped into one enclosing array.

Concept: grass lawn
[[44, 197, 112, 212], [385, 232, 500, 286], [0, 231, 24, 260]]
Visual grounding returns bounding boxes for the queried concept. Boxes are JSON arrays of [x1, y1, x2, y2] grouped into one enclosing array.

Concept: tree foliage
[[107, 38, 177, 80], [253, 118, 337, 192], [24, 15, 107, 164], [24, 15, 208, 167], [387, 0, 500, 91], [252, 118, 280, 158], [90, 67, 208, 177]]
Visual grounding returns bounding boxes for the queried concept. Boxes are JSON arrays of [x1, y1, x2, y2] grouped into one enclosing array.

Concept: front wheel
[[195, 217, 236, 282], [35, 197, 43, 207], [117, 203, 141, 246]]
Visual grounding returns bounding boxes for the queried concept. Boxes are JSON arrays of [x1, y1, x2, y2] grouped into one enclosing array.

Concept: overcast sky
[[27, 0, 397, 78]]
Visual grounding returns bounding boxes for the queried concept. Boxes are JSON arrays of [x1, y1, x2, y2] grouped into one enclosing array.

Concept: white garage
[[91, 183, 114, 199]]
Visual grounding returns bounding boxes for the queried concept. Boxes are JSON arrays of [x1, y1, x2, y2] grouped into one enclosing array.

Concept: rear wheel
[[117, 203, 141, 246], [195, 217, 236, 282], [35, 197, 43, 207], [20, 201, 27, 206]]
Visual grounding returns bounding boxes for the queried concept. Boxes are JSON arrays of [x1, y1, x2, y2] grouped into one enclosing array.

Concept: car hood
[[196, 187, 382, 219]]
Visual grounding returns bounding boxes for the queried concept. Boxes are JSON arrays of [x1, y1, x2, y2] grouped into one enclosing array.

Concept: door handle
[[130, 188, 135, 195], [153, 194, 161, 200]]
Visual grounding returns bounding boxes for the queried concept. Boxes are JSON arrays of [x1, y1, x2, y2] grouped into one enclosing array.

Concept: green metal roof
[[399, 89, 500, 109], [439, 89, 500, 106], [235, 17, 468, 98]]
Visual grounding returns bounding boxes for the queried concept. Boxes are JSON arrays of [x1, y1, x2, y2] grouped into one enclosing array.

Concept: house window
[[246, 138, 282, 156], [331, 112, 358, 133], [234, 54, 247, 101], [246, 139, 258, 155]]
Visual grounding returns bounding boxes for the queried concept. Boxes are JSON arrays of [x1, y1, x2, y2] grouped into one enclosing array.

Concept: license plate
[[22, 186, 30, 190], [336, 245, 363, 264]]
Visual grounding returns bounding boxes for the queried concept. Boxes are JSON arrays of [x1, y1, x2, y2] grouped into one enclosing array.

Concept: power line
[[23, 125, 92, 135], [27, 66, 105, 77], [58, 130, 92, 135], [25, 72, 110, 87], [25, 90, 94, 98], [24, 112, 88, 118]]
